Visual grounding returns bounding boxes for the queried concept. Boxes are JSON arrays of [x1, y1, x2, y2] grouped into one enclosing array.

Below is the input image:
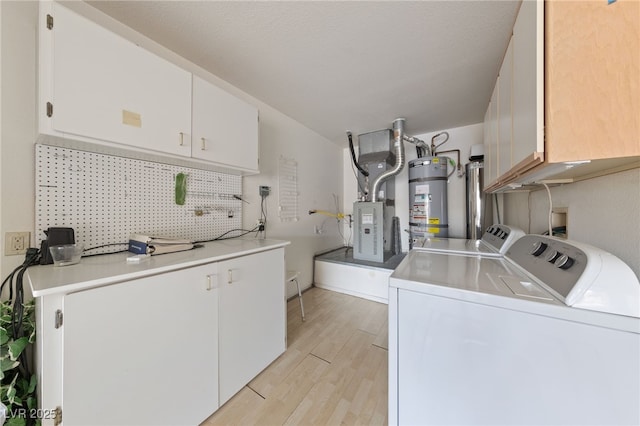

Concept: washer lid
[[390, 250, 559, 306]]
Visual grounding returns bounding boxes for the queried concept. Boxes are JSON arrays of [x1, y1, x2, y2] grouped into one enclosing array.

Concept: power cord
[[542, 183, 553, 238], [0, 247, 41, 386]]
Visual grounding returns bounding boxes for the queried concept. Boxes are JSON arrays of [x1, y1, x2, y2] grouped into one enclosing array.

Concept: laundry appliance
[[389, 234, 640, 425], [417, 223, 524, 257]]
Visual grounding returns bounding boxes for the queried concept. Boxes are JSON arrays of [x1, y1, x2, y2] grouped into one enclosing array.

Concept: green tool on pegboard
[[175, 172, 187, 205]]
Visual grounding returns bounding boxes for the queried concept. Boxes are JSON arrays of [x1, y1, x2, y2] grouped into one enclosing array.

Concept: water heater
[[408, 156, 449, 247]]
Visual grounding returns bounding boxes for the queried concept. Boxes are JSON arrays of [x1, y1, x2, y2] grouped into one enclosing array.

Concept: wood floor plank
[[201, 386, 265, 425], [202, 287, 388, 426]]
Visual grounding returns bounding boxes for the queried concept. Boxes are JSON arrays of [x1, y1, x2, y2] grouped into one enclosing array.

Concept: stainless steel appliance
[[465, 160, 491, 239], [408, 156, 449, 247]]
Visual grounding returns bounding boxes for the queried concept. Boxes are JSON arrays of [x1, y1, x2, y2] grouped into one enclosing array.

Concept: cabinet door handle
[[201, 137, 206, 151], [227, 268, 239, 284], [179, 132, 185, 146], [206, 274, 218, 291]]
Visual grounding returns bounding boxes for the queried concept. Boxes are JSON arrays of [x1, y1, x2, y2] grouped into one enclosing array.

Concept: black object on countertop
[[39, 227, 75, 265]]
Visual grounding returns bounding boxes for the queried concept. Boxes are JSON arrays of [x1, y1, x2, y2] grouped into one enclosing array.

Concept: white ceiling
[[86, 1, 521, 146]]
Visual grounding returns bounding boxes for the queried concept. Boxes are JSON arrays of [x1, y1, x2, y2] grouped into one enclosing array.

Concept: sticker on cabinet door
[[122, 110, 142, 128]]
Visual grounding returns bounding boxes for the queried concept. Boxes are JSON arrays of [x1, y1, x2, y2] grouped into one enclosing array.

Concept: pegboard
[[35, 144, 243, 255]]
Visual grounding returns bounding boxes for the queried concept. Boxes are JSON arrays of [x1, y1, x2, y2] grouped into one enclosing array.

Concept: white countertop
[[27, 238, 290, 297]]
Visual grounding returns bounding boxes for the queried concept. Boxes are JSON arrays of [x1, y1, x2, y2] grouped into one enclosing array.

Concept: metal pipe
[[371, 118, 406, 202], [403, 135, 430, 157]]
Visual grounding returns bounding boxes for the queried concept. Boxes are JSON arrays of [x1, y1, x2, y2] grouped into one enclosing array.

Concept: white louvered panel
[[278, 156, 299, 222], [35, 144, 242, 254]]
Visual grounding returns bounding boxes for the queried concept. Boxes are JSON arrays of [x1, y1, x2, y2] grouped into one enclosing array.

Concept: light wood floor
[[202, 287, 389, 426]]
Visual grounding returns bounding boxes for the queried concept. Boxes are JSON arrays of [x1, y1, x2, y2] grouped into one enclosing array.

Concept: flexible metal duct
[[371, 118, 405, 202]]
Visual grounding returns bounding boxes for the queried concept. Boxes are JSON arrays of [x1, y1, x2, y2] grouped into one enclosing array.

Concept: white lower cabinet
[[35, 248, 285, 425], [63, 264, 219, 425], [218, 249, 286, 404]]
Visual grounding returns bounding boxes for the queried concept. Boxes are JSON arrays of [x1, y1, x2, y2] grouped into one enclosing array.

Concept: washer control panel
[[481, 224, 525, 254], [507, 235, 639, 317], [507, 235, 588, 299]]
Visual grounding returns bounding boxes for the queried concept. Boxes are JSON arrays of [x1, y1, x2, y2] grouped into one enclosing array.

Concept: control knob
[[530, 241, 548, 256], [545, 250, 561, 263], [554, 254, 575, 270]]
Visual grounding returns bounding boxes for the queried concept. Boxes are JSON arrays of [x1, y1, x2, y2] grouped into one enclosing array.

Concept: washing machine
[[416, 223, 524, 257], [389, 234, 640, 425]]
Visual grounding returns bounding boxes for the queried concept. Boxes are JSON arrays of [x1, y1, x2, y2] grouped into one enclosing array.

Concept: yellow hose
[[308, 210, 345, 220]]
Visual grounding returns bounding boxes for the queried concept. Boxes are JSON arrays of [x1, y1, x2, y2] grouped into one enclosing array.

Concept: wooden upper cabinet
[[485, 0, 639, 192], [545, 0, 640, 163]]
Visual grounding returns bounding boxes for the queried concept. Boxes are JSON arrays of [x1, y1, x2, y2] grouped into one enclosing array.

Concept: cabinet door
[[497, 37, 513, 178], [546, 0, 640, 162], [48, 3, 192, 156], [218, 248, 285, 404], [192, 75, 259, 172], [486, 84, 499, 187], [63, 265, 219, 425], [512, 0, 544, 166], [482, 103, 493, 190]]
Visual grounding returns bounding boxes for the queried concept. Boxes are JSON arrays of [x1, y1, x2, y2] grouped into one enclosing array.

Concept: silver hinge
[[47, 14, 54, 30], [54, 309, 63, 329], [46, 102, 53, 117], [54, 406, 62, 426]]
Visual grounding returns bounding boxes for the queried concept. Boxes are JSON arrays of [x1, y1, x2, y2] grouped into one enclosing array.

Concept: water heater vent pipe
[[371, 118, 406, 202]]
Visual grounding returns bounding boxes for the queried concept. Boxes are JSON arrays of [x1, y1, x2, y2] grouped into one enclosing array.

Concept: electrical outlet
[[5, 232, 30, 255], [259, 186, 271, 197]]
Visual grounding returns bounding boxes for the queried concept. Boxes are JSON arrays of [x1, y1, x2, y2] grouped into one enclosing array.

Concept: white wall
[[243, 111, 344, 296], [503, 168, 640, 280], [0, 1, 343, 297], [0, 1, 38, 282], [343, 123, 484, 252]]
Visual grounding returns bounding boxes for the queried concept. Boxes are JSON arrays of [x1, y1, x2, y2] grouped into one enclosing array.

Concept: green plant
[[1, 299, 38, 426]]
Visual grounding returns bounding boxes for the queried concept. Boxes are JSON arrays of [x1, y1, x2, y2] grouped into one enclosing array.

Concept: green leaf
[[8, 337, 28, 361], [6, 417, 27, 426], [27, 395, 36, 410], [1, 357, 19, 372], [28, 374, 37, 394], [6, 381, 17, 404], [0, 327, 9, 345]]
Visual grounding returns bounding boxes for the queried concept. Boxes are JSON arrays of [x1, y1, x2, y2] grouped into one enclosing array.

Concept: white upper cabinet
[[512, 0, 544, 168], [39, 2, 260, 174], [41, 2, 192, 157], [497, 37, 513, 178], [483, 0, 543, 191], [484, 84, 499, 190], [192, 75, 259, 173]]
